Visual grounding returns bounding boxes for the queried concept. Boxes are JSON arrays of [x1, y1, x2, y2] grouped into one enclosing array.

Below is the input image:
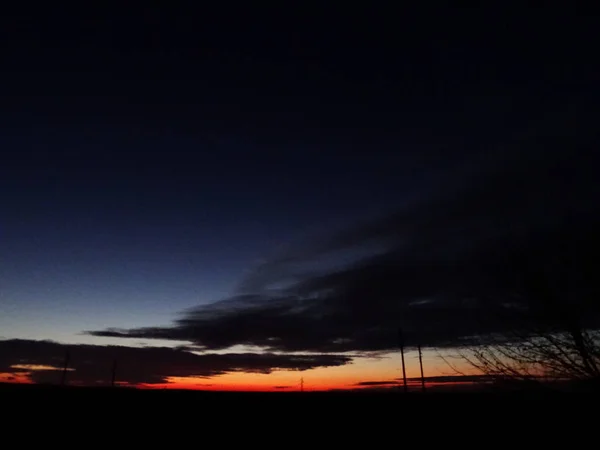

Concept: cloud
[[405, 375, 495, 384], [87, 121, 600, 354], [0, 339, 352, 386], [354, 381, 399, 386], [354, 375, 495, 386], [352, 375, 499, 392], [354, 375, 498, 389]]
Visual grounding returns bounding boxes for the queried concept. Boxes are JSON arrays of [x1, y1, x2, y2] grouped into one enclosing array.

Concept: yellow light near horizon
[[10, 364, 74, 371]]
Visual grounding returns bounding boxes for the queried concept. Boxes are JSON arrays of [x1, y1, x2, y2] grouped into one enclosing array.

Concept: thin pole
[[111, 359, 117, 387], [60, 349, 70, 386], [418, 343, 426, 393], [399, 329, 407, 393]]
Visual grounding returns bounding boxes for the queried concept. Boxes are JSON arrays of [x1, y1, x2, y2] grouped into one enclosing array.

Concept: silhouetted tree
[[453, 220, 600, 390]]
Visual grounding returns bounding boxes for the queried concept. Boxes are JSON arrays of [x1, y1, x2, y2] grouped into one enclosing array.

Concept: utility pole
[[398, 329, 407, 393], [300, 377, 304, 393], [60, 349, 70, 386], [418, 343, 426, 393], [111, 359, 117, 387]]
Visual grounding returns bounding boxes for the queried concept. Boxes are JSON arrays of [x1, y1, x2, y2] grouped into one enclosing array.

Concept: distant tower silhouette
[[111, 359, 118, 387], [300, 377, 304, 392], [60, 349, 70, 386]]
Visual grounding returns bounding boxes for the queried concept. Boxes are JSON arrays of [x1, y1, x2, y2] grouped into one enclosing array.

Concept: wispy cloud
[[87, 121, 600, 355]]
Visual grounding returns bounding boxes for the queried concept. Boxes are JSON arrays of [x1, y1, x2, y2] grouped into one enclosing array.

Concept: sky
[[1, 6, 599, 390]]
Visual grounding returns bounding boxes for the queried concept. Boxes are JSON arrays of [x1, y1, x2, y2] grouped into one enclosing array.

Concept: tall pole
[[398, 329, 407, 393], [300, 377, 304, 393], [111, 359, 117, 387], [60, 349, 70, 386], [418, 343, 426, 393]]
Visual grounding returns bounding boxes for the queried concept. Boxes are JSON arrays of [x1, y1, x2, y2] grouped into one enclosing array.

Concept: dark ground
[[1, 382, 595, 438], [2, 381, 595, 403]]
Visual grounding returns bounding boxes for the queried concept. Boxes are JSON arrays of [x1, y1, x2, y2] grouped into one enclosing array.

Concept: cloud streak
[[0, 339, 352, 386], [354, 381, 398, 386], [87, 119, 600, 355]]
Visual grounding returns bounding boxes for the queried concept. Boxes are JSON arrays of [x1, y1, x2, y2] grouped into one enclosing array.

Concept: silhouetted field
[[3, 381, 596, 435], [2, 381, 594, 404]]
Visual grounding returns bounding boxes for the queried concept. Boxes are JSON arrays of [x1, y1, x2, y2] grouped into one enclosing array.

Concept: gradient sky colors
[[1, 6, 598, 390]]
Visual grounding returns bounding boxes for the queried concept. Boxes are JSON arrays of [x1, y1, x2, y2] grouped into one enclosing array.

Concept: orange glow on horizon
[[0, 350, 478, 391], [140, 351, 477, 391], [0, 372, 34, 384]]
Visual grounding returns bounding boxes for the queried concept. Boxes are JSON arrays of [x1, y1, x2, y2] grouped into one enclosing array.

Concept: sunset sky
[[1, 6, 597, 391]]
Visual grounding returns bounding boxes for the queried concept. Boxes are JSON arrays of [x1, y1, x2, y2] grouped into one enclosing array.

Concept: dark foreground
[[1, 382, 596, 437]]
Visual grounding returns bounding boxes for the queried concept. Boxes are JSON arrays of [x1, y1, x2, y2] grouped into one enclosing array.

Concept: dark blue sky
[[2, 122, 459, 344], [1, 7, 597, 347]]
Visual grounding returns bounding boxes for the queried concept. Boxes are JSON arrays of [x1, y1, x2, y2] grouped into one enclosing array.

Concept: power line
[[111, 359, 118, 387], [418, 343, 426, 393], [60, 349, 70, 386]]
